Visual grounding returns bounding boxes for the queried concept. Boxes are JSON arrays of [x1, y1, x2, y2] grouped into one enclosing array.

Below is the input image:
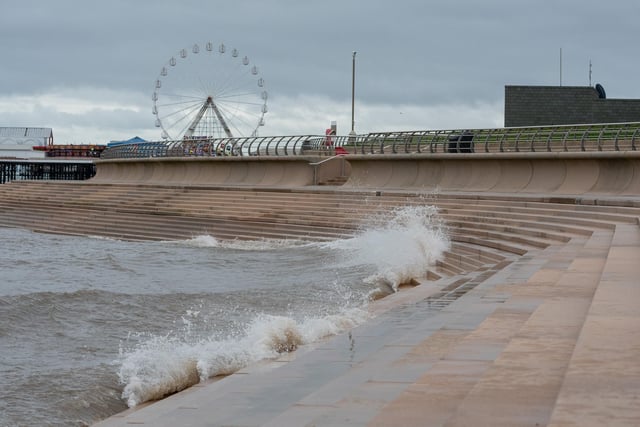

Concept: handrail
[[99, 122, 640, 160], [308, 155, 345, 167], [308, 155, 348, 185]]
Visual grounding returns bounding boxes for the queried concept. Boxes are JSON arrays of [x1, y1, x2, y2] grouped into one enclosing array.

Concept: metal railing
[[100, 122, 640, 160]]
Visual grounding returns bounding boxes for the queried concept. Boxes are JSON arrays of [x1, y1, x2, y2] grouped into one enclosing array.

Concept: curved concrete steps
[[1, 180, 639, 426], [1, 181, 638, 284]]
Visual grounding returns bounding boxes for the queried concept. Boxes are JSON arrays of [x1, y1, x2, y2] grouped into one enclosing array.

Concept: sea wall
[[93, 156, 321, 186], [92, 151, 640, 196], [342, 152, 640, 196]]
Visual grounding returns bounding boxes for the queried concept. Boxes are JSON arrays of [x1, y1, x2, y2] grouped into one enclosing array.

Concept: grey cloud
[[1, 0, 638, 141]]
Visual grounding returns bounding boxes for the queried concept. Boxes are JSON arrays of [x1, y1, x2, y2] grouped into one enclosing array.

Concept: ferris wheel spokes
[[158, 102, 207, 138], [184, 97, 233, 138], [152, 41, 268, 140]]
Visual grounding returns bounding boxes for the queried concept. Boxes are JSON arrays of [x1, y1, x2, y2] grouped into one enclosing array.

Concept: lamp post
[[349, 51, 357, 138]]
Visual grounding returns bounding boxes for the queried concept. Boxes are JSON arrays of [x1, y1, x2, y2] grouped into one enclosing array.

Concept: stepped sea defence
[[0, 128, 638, 426]]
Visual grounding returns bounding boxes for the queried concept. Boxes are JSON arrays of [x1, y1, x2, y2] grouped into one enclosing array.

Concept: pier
[[0, 159, 96, 184]]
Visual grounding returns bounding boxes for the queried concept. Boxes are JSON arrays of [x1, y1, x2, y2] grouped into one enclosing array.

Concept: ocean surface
[[0, 205, 449, 426]]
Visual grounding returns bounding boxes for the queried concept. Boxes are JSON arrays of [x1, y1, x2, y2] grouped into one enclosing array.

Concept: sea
[[0, 205, 449, 426]]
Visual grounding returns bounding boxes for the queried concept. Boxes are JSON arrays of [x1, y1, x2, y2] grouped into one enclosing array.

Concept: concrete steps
[[93, 228, 622, 426], [2, 181, 635, 286], [0, 184, 533, 274], [0, 182, 637, 284], [248, 229, 614, 426], [547, 223, 640, 427], [7, 180, 635, 426], [368, 217, 640, 426], [438, 231, 612, 426]]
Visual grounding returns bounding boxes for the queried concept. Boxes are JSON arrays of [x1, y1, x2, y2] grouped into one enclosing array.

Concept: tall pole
[[559, 48, 562, 86], [350, 51, 357, 136]]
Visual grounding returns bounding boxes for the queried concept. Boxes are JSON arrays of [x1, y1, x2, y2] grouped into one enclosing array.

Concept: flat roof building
[[504, 85, 640, 127]]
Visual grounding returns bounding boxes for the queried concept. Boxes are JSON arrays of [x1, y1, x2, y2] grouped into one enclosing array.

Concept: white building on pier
[[0, 127, 53, 159]]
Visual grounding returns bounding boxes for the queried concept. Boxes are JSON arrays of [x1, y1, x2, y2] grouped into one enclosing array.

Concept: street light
[[350, 51, 357, 138]]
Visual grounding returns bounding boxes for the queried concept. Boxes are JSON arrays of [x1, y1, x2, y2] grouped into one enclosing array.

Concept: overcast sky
[[1, 0, 638, 144]]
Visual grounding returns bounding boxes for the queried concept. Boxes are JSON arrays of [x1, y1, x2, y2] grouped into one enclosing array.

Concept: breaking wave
[[117, 204, 449, 407], [118, 309, 368, 407], [324, 205, 450, 293]]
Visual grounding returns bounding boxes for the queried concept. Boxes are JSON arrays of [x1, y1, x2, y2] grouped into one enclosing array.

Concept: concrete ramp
[[92, 157, 319, 186], [343, 152, 640, 195]]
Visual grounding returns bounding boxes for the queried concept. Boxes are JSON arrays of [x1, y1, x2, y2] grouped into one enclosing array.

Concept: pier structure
[[0, 159, 96, 184]]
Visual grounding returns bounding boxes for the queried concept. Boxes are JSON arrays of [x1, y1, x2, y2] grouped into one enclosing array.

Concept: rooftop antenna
[[589, 59, 592, 86]]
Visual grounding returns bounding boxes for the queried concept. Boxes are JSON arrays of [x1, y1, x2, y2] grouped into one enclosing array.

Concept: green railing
[[100, 122, 640, 159]]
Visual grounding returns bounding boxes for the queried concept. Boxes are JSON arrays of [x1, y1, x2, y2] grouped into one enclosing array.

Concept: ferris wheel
[[152, 42, 268, 140]]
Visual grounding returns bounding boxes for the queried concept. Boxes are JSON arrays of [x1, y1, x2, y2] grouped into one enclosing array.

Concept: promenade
[[0, 139, 638, 426]]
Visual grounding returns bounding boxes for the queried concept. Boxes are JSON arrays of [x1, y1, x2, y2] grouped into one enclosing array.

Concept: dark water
[[0, 205, 448, 426]]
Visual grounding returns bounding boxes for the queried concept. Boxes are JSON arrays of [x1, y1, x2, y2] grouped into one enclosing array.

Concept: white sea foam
[[117, 204, 448, 407], [86, 235, 120, 241], [216, 238, 309, 251], [118, 308, 368, 407], [171, 235, 309, 250], [118, 335, 200, 407], [324, 205, 450, 291], [180, 234, 220, 247]]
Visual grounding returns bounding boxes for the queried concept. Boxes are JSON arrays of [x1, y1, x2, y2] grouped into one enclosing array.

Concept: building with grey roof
[[0, 127, 53, 158]]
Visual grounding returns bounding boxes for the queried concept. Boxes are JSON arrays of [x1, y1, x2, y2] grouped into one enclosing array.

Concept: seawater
[[0, 205, 449, 426]]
